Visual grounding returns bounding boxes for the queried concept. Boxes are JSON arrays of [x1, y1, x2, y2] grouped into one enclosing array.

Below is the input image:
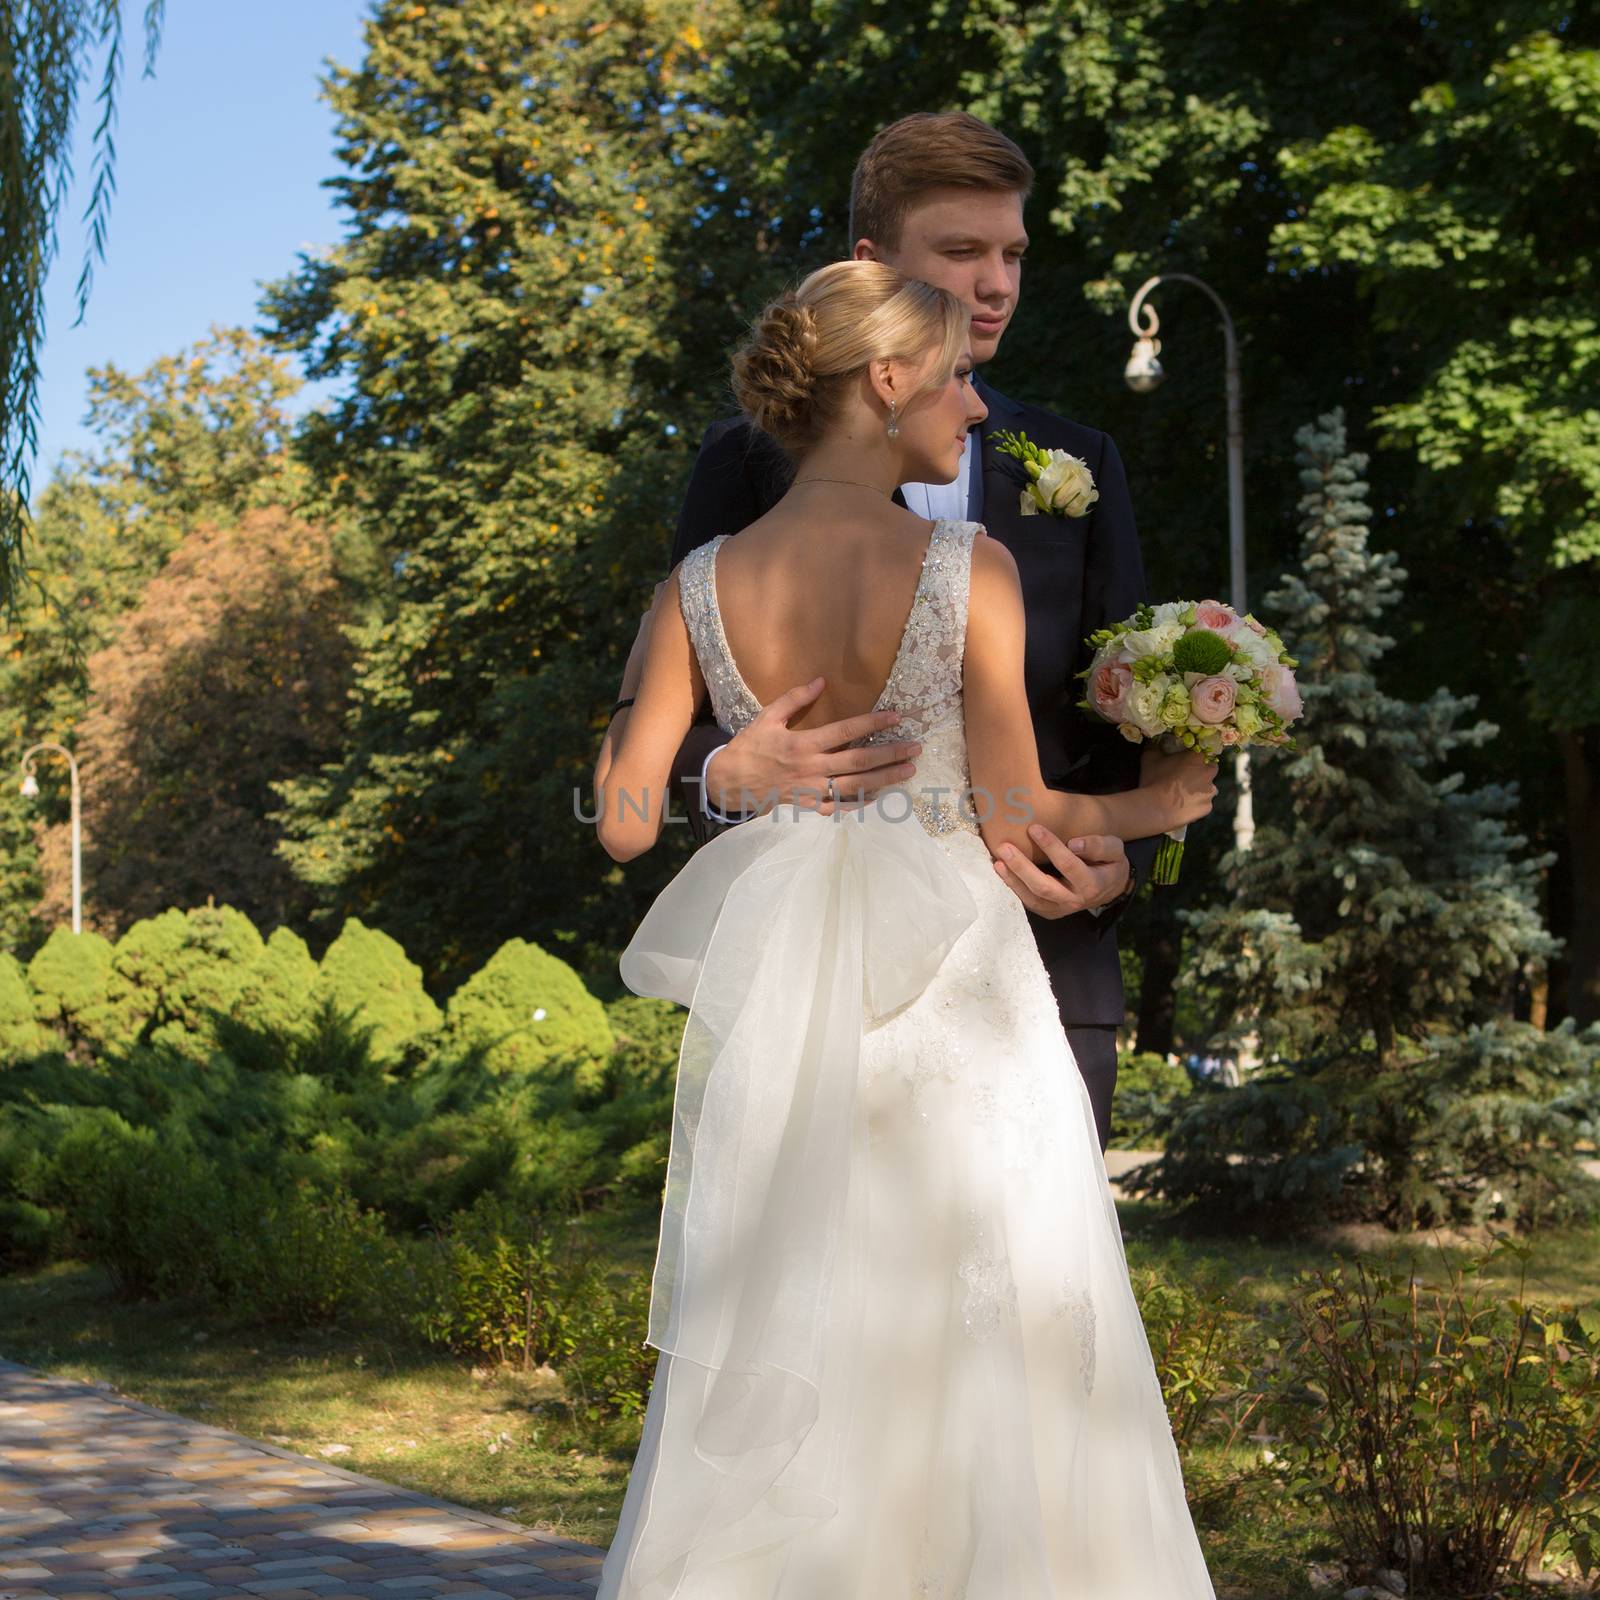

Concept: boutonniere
[[993, 429, 1099, 519]]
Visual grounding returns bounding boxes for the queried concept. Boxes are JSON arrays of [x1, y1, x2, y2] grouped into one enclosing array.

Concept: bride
[[591, 259, 1218, 1599]]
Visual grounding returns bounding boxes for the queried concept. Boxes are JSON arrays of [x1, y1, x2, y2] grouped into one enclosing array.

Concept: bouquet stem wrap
[[616, 803, 979, 1597], [1152, 826, 1185, 886]]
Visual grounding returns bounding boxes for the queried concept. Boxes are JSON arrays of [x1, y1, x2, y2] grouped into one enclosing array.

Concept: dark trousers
[[1063, 1024, 1119, 1154]]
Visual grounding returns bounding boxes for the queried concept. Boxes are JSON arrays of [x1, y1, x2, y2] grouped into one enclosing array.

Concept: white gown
[[600, 517, 1217, 1600]]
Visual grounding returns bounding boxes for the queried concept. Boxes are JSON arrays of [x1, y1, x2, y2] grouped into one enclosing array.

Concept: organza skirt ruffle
[[601, 804, 1215, 1600]]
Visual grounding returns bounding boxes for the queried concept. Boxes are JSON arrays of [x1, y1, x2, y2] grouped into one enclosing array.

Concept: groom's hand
[[705, 677, 922, 815], [991, 828, 1131, 918]]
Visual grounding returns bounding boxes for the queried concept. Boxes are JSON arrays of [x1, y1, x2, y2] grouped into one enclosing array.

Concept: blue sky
[[31, 0, 374, 498]]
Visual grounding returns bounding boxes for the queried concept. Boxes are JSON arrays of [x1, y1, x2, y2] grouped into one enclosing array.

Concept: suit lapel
[[973, 375, 1027, 544]]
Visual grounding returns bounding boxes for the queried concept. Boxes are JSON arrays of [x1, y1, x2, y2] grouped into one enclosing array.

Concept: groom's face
[[854, 186, 1027, 367]]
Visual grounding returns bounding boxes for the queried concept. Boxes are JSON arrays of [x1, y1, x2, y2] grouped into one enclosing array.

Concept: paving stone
[[0, 1359, 607, 1597]]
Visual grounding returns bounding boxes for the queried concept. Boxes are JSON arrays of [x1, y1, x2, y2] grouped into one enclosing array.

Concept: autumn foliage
[[35, 507, 352, 934]]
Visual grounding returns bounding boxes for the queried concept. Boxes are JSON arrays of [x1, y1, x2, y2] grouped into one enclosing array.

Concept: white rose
[[1120, 628, 1165, 660], [1128, 681, 1165, 735], [1034, 451, 1099, 518], [1150, 600, 1189, 628], [1229, 625, 1278, 669]]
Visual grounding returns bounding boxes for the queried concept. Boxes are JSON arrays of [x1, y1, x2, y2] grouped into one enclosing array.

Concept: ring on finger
[[825, 776, 839, 805]]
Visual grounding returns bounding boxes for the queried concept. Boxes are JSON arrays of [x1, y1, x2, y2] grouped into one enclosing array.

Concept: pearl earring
[[886, 399, 900, 440]]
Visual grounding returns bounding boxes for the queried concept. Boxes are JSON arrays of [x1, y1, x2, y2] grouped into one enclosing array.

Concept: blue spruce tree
[[1132, 411, 1599, 1230]]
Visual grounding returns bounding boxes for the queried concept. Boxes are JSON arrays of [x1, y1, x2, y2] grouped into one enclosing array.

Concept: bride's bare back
[[709, 506, 942, 728]]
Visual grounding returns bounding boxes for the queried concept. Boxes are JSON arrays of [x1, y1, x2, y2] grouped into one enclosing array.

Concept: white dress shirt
[[701, 437, 979, 823]]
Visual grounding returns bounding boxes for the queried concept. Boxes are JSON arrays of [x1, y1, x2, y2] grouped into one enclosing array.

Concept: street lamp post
[[1125, 273, 1255, 856], [19, 743, 82, 934]]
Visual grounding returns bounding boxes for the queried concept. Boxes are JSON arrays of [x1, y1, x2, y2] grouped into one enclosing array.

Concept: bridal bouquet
[[1081, 599, 1303, 883]]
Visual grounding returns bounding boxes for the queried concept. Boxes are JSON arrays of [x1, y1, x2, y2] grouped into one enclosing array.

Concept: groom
[[665, 111, 1197, 1152]]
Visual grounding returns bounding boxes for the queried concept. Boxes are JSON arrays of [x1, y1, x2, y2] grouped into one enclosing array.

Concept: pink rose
[[1194, 600, 1238, 634], [1261, 664, 1304, 723], [1219, 727, 1241, 746], [1190, 674, 1237, 725], [1092, 660, 1134, 721]]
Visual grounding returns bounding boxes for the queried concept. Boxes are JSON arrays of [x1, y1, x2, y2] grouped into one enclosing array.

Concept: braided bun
[[728, 261, 968, 461], [730, 296, 820, 453]]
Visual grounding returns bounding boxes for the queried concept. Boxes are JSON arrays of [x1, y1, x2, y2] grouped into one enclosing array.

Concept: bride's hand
[[1140, 746, 1218, 829], [705, 677, 922, 815]]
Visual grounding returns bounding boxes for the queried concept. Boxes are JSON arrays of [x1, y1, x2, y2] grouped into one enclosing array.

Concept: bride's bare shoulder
[[969, 527, 1020, 589]]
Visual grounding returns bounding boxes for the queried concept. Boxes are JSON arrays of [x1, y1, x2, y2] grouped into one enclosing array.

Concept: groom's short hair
[[849, 112, 1035, 254]]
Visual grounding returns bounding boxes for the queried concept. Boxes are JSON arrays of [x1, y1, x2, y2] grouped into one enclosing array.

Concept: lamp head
[[1124, 337, 1165, 394], [19, 773, 38, 799]]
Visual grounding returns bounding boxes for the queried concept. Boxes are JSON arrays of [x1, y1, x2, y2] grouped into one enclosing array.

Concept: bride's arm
[[594, 565, 705, 862], [963, 538, 1214, 865]]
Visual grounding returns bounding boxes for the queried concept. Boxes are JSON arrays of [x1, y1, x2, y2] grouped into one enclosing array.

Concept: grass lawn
[[1, 1194, 1595, 1598]]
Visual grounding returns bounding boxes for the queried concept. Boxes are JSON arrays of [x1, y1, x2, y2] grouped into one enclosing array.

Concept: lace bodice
[[677, 518, 982, 837]]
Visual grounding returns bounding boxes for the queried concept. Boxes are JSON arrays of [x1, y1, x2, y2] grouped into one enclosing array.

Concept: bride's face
[[896, 346, 988, 487]]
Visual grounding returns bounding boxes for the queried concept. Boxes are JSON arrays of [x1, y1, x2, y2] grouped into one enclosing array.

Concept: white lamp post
[[1125, 273, 1255, 856], [19, 743, 82, 933]]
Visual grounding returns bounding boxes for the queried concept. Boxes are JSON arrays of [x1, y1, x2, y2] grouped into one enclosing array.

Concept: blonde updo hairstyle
[[730, 260, 968, 459]]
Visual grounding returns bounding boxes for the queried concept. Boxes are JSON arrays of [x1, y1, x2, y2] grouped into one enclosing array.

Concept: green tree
[[1, 330, 326, 950], [263, 0, 741, 982], [1267, 18, 1600, 1018], [694, 0, 1590, 1014], [1134, 412, 1587, 1230], [1, 0, 166, 601]]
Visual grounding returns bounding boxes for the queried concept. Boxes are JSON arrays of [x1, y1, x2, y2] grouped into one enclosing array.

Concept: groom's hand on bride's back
[[705, 677, 923, 814]]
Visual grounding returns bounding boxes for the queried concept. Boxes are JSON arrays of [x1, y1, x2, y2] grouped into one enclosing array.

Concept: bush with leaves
[[414, 1193, 606, 1370], [99, 903, 264, 1057], [26, 927, 115, 1060], [1263, 1242, 1600, 1593], [32, 1107, 217, 1297], [1131, 1264, 1269, 1527], [1108, 1052, 1193, 1151], [443, 938, 613, 1089], [560, 1269, 658, 1428], [208, 1178, 399, 1328], [0, 953, 51, 1063], [312, 918, 441, 1070]]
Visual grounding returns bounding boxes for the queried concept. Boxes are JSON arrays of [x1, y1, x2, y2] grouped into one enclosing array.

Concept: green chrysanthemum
[[1171, 628, 1233, 675]]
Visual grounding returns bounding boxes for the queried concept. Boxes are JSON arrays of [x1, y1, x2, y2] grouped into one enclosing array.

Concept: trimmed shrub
[[27, 927, 115, 1057], [100, 904, 265, 1057], [236, 927, 321, 1039], [593, 995, 681, 1198], [0, 953, 52, 1063], [443, 939, 612, 1092], [313, 918, 441, 1068]]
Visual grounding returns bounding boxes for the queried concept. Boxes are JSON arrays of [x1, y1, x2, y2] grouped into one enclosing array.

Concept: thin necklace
[[792, 475, 893, 498]]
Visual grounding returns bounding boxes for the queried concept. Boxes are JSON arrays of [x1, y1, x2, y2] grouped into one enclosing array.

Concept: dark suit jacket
[[663, 372, 1159, 1026]]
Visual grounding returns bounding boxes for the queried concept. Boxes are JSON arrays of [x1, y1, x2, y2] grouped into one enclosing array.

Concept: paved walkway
[[0, 1359, 607, 1600]]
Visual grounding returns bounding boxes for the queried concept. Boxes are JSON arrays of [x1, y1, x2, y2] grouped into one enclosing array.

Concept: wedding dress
[[599, 517, 1217, 1599]]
